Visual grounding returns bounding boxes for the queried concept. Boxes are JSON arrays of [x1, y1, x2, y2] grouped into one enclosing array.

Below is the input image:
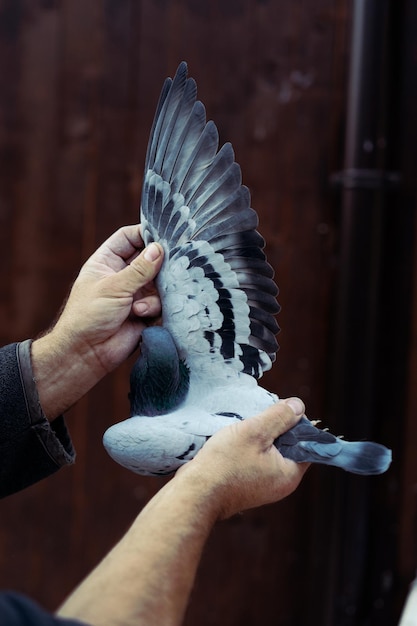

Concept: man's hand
[[32, 225, 164, 419], [52, 225, 164, 373], [178, 398, 309, 519]]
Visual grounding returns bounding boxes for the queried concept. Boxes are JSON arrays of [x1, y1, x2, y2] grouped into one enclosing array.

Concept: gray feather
[[102, 62, 392, 480]]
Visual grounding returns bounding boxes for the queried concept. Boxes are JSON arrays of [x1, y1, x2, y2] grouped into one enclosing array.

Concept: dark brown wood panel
[[0, 1, 416, 625]]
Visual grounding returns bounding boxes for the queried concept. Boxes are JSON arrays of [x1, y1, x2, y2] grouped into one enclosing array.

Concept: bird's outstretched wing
[[140, 61, 279, 382], [103, 63, 392, 479]]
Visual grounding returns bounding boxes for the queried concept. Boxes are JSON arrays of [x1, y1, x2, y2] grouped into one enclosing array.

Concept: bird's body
[[103, 62, 392, 477], [103, 376, 274, 476]]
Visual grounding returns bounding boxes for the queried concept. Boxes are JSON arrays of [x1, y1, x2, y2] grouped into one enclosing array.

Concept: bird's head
[[129, 326, 190, 416]]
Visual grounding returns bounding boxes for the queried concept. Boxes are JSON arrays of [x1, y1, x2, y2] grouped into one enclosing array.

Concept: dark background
[[0, 1, 416, 624]]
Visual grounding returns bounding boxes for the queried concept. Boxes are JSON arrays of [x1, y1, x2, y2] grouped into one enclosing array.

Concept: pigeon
[[103, 62, 392, 477]]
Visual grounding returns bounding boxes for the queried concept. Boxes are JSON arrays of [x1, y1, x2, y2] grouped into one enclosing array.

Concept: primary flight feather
[[103, 62, 391, 477]]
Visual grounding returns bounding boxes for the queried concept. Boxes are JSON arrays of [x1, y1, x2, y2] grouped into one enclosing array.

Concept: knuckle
[[130, 259, 153, 281]]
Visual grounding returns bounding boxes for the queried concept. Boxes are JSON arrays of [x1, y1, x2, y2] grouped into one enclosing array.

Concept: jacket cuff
[[17, 339, 76, 467]]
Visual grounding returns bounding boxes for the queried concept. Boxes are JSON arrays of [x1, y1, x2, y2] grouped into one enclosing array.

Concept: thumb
[[245, 398, 305, 447], [112, 242, 164, 295]]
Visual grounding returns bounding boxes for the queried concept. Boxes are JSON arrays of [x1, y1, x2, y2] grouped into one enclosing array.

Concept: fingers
[[109, 243, 164, 296], [244, 398, 305, 448], [133, 294, 162, 318], [89, 225, 146, 273], [102, 225, 144, 260], [284, 397, 305, 418]]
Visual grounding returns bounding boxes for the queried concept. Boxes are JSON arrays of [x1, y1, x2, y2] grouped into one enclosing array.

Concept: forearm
[[57, 471, 221, 626]]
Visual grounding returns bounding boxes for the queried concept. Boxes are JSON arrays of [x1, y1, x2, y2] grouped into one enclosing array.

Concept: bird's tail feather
[[297, 439, 392, 475], [275, 417, 392, 476]]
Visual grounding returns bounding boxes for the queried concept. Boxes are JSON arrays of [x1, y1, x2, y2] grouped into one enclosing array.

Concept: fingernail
[[285, 397, 305, 416], [135, 302, 149, 316], [144, 243, 161, 262]]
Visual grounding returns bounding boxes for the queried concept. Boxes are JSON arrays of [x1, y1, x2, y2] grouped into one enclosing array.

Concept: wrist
[[31, 326, 105, 420], [172, 462, 229, 523]]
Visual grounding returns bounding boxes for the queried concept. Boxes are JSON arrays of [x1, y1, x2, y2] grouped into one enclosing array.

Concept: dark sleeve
[[0, 591, 87, 625], [0, 340, 76, 498]]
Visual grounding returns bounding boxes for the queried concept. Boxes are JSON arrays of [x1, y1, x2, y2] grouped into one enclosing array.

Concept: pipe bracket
[[330, 168, 402, 190]]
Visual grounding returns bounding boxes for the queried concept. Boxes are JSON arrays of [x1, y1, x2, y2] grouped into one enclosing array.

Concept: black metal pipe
[[334, 0, 392, 439], [344, 0, 389, 170], [327, 1, 402, 623]]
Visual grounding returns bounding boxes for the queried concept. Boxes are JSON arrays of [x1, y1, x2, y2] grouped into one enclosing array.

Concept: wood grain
[[0, 1, 415, 624]]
